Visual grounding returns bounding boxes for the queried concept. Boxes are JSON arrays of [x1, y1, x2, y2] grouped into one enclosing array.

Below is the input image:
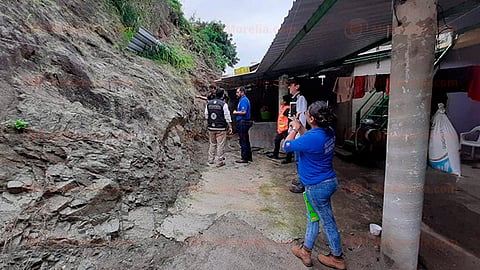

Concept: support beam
[[278, 74, 289, 108], [381, 0, 437, 269]]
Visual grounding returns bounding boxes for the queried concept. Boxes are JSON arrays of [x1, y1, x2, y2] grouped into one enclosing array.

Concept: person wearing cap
[[232, 87, 253, 163], [284, 101, 346, 269], [205, 88, 233, 167], [288, 79, 308, 192]]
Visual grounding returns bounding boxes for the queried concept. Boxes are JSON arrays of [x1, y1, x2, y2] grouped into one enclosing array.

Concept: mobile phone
[[289, 102, 297, 118]]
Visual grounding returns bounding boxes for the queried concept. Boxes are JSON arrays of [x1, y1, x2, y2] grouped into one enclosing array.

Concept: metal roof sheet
[[219, 0, 480, 87], [258, 0, 392, 74]]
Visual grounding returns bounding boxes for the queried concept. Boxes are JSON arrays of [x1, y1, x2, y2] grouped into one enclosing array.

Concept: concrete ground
[[159, 138, 480, 269], [419, 158, 480, 269]]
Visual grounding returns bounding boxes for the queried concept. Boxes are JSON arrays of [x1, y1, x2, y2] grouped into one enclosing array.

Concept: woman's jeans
[[303, 177, 342, 256], [237, 120, 252, 161]]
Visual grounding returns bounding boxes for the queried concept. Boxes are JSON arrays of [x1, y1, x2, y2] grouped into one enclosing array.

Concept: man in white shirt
[[205, 88, 233, 167], [288, 79, 307, 193]]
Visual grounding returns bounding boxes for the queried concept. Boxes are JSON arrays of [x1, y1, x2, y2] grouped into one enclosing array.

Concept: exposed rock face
[[0, 0, 208, 266]]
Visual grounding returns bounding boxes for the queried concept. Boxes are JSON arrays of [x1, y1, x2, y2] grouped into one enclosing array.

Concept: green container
[[303, 192, 319, 222], [260, 111, 271, 120]]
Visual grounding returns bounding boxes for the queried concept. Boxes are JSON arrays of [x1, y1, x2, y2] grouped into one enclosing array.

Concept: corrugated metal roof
[[441, 0, 480, 32], [219, 0, 480, 87], [258, 0, 392, 75], [256, 0, 325, 73]]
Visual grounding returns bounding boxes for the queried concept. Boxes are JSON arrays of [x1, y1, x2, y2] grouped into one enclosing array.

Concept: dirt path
[[158, 137, 480, 270], [5, 137, 475, 269], [159, 138, 385, 270]]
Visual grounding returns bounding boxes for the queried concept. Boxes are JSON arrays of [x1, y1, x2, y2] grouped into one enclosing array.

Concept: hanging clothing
[[385, 76, 390, 95], [375, 74, 390, 94], [353, 76, 366, 98], [333, 77, 354, 103], [433, 67, 467, 93], [467, 66, 480, 102], [366, 75, 376, 92]]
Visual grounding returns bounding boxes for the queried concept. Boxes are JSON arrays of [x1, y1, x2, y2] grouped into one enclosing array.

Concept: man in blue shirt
[[233, 87, 252, 163]]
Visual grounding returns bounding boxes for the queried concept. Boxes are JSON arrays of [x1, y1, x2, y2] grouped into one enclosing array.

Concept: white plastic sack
[[428, 103, 461, 176]]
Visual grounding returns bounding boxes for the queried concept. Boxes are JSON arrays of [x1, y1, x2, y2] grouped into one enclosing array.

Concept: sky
[[180, 0, 294, 75]]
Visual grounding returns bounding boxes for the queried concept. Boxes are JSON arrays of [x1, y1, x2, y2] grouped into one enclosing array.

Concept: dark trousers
[[237, 120, 252, 161], [273, 130, 292, 160]]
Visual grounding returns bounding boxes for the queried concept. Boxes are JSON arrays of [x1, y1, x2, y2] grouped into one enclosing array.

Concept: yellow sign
[[234, 66, 251, 75]]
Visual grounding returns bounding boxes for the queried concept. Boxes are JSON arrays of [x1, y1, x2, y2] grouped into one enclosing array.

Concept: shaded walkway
[[159, 138, 480, 269], [159, 141, 384, 269]]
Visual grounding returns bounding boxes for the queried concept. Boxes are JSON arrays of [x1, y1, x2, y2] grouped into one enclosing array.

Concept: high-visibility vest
[[277, 105, 290, 134]]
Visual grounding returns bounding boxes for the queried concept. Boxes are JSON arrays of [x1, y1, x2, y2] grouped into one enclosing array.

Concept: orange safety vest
[[277, 105, 290, 134]]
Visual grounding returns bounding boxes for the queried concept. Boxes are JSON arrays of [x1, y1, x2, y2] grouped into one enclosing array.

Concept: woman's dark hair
[[282, 94, 291, 103], [308, 101, 335, 128]]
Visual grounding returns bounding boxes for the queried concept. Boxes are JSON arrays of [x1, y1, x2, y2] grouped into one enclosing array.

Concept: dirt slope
[[0, 0, 212, 268]]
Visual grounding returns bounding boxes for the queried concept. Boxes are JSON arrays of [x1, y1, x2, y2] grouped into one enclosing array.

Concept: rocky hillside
[[0, 0, 213, 268]]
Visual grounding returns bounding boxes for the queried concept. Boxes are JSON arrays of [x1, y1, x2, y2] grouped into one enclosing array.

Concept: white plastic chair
[[460, 126, 480, 159]]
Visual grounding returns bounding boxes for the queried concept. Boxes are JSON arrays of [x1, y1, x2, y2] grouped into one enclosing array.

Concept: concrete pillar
[[278, 74, 289, 108], [381, 0, 437, 269]]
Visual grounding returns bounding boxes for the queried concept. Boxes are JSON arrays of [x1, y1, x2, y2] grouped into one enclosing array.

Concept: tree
[[187, 19, 239, 71]]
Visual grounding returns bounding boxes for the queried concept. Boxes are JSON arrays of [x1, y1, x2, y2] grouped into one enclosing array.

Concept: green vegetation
[[259, 207, 281, 215], [107, 0, 142, 29], [185, 20, 239, 71], [141, 43, 193, 70], [272, 220, 289, 230], [122, 26, 136, 43], [106, 0, 238, 72], [3, 120, 29, 131], [259, 182, 276, 196], [167, 0, 188, 28]]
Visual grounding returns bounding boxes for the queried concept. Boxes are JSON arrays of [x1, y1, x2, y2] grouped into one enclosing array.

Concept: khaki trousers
[[208, 130, 227, 165]]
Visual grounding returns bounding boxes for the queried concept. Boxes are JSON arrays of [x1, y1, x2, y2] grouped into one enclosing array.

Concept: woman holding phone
[[283, 101, 346, 269]]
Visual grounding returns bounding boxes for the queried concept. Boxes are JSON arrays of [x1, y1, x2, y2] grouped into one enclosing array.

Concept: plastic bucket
[[369, 223, 382, 236]]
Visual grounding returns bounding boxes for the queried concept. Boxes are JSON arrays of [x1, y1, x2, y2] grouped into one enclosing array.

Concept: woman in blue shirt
[[283, 101, 346, 269]]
